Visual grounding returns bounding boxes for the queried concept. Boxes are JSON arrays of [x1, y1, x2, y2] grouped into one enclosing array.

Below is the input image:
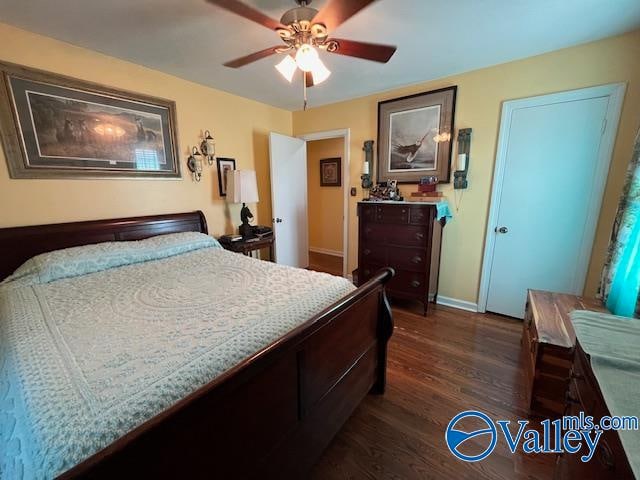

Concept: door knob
[[495, 226, 508, 234], [273, 218, 283, 223]]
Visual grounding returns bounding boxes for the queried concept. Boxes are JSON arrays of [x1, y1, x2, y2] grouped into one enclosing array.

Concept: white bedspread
[[0, 248, 354, 478]]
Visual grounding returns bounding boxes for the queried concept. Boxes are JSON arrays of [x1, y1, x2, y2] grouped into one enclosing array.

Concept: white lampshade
[[275, 55, 297, 83], [227, 170, 259, 204], [310, 57, 331, 85], [295, 44, 319, 73]]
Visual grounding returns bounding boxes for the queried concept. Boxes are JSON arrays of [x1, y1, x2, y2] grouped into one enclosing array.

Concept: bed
[[0, 211, 393, 479]]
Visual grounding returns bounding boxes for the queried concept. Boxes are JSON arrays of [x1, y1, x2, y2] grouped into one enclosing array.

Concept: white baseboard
[[309, 246, 343, 257], [434, 295, 478, 313]]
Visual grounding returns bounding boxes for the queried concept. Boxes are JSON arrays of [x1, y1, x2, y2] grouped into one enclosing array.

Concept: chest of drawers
[[356, 202, 444, 315]]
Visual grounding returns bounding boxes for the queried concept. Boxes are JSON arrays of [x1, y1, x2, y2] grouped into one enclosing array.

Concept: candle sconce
[[187, 147, 204, 182], [200, 130, 216, 166], [361, 140, 374, 192], [454, 128, 472, 190]]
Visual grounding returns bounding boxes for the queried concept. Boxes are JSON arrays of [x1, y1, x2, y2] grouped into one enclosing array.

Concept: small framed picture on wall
[[320, 158, 341, 187], [216, 157, 236, 196]]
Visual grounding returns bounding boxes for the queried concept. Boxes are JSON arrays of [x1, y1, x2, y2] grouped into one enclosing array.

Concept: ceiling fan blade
[[223, 46, 281, 68], [329, 38, 397, 63], [305, 71, 315, 88], [312, 0, 378, 31], [207, 0, 285, 30]]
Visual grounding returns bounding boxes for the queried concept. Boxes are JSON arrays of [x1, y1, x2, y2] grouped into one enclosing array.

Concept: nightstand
[[218, 235, 275, 261]]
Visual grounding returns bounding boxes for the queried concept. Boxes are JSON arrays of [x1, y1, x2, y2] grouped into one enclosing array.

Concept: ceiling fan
[[207, 0, 397, 107]]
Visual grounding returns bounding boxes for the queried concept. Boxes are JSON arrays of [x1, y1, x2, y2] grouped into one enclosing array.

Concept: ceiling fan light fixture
[[295, 44, 319, 72], [275, 55, 297, 82], [310, 58, 331, 85]]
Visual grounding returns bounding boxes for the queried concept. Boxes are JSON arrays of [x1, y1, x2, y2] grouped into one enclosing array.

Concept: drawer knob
[[364, 269, 370, 275], [365, 227, 372, 234], [411, 256, 423, 264], [415, 232, 424, 240], [363, 249, 371, 256], [410, 280, 421, 288], [402, 209, 407, 213]]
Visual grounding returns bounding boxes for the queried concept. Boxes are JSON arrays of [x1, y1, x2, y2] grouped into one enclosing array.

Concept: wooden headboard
[[0, 211, 208, 281]]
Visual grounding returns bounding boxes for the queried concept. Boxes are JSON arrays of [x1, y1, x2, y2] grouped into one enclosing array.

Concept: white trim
[[436, 295, 479, 313], [477, 83, 627, 313], [299, 128, 351, 278], [309, 246, 343, 257]]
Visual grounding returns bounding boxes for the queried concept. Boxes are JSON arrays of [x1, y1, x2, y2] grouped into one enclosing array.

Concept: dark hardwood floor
[[311, 301, 555, 480]]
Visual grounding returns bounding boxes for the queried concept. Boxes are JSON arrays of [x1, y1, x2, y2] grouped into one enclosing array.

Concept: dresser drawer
[[359, 204, 378, 223], [358, 262, 384, 284], [388, 225, 428, 247], [360, 244, 386, 264], [570, 345, 607, 418], [561, 387, 634, 480], [388, 246, 427, 272], [388, 270, 427, 296], [358, 204, 410, 224], [409, 206, 433, 225]]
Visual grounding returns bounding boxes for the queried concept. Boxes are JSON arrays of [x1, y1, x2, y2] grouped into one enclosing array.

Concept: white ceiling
[[0, 0, 639, 111]]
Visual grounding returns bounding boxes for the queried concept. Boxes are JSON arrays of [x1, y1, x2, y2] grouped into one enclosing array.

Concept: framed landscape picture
[[216, 157, 236, 196], [377, 86, 457, 184], [0, 61, 180, 179], [320, 158, 341, 187]]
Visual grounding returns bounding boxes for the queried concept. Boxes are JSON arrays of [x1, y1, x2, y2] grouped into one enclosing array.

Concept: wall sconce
[[187, 147, 204, 182], [201, 130, 216, 166], [361, 140, 374, 194], [454, 128, 472, 190]]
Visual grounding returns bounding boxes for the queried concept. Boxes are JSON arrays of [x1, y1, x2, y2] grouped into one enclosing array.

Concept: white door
[[482, 85, 624, 318], [269, 132, 309, 268]]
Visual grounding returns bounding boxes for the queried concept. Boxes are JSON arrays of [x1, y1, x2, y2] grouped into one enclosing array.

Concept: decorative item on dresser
[[357, 201, 446, 315], [522, 290, 605, 418]]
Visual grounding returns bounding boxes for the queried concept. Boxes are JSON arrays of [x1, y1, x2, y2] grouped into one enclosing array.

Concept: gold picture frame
[[0, 61, 181, 179]]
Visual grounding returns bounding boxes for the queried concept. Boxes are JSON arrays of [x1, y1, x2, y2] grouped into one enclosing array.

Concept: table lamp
[[227, 170, 259, 238]]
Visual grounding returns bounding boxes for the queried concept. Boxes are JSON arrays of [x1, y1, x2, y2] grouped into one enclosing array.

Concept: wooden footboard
[[60, 267, 394, 479]]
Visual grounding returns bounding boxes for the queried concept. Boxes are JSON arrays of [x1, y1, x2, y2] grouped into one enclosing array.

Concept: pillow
[[3, 232, 220, 286]]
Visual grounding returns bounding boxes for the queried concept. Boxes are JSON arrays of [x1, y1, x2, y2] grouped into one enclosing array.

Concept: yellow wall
[[0, 23, 292, 235], [293, 30, 640, 303], [2, 22, 639, 304], [307, 138, 344, 253]]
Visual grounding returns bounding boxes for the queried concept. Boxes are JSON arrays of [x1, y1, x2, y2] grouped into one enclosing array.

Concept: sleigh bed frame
[[0, 211, 394, 479]]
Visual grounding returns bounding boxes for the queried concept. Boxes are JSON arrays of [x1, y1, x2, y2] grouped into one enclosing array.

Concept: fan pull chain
[[303, 71, 308, 111]]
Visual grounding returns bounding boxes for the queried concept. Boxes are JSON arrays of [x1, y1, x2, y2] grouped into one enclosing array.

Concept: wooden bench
[[522, 290, 605, 418]]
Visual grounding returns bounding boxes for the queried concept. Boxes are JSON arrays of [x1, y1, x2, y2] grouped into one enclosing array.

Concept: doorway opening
[[300, 129, 350, 277]]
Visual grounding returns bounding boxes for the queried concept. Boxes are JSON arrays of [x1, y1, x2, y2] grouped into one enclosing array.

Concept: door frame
[[477, 83, 626, 313], [298, 128, 351, 277]]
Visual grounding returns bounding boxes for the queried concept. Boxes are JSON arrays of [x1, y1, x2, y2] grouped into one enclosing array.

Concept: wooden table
[[522, 289, 605, 418], [219, 235, 274, 261]]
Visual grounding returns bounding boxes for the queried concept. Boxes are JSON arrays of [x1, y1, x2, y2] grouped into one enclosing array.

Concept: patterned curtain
[[599, 127, 640, 317]]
